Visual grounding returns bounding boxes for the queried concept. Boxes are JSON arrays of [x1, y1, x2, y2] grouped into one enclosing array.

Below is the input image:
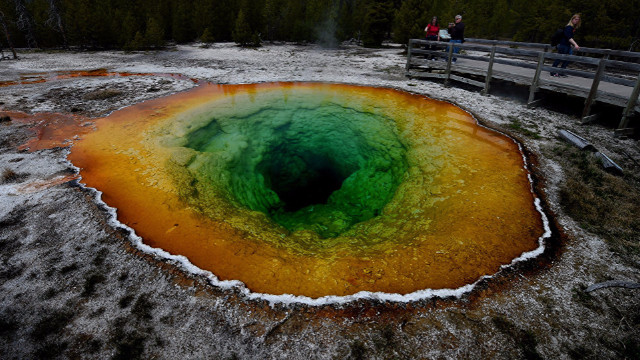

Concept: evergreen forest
[[0, 0, 638, 51]]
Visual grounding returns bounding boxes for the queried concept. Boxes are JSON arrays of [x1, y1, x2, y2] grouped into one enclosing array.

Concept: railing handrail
[[412, 37, 640, 61], [410, 39, 640, 71], [464, 38, 640, 60]]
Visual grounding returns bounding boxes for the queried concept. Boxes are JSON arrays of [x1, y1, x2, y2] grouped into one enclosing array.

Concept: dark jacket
[[560, 25, 575, 46], [449, 22, 465, 42]]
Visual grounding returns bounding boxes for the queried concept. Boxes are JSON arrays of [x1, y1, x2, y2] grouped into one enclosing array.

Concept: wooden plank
[[603, 59, 640, 72], [545, 52, 601, 66], [494, 47, 540, 57], [408, 72, 447, 80], [618, 73, 640, 129], [540, 65, 595, 79], [582, 58, 607, 119], [466, 38, 548, 49], [493, 57, 539, 71], [460, 53, 491, 63], [580, 47, 640, 60], [484, 46, 496, 95], [614, 128, 635, 138], [581, 113, 600, 124], [450, 74, 485, 88], [601, 75, 636, 87], [527, 98, 544, 107]]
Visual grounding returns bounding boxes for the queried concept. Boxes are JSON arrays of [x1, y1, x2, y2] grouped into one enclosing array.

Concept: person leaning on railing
[[551, 14, 581, 77]]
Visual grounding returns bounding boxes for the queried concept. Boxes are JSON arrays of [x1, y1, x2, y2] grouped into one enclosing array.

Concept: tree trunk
[[47, 0, 68, 49], [14, 0, 38, 49], [0, 11, 18, 59]]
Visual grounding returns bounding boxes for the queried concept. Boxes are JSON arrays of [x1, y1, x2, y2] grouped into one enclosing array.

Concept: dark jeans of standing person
[[449, 39, 462, 63], [426, 35, 438, 60], [551, 43, 572, 76]]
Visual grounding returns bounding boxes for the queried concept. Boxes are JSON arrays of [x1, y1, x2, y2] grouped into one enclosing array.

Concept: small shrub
[[508, 117, 541, 139], [81, 273, 106, 297], [119, 294, 135, 308], [31, 310, 74, 341], [132, 294, 154, 320], [492, 316, 542, 360], [35, 340, 69, 358], [60, 263, 78, 274], [83, 89, 122, 100], [1, 168, 19, 183], [348, 340, 367, 360]]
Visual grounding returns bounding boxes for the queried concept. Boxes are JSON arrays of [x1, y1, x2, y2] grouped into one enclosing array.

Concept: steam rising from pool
[[68, 82, 549, 300]]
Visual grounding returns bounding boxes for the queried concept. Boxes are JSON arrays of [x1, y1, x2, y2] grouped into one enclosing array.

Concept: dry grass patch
[[553, 145, 640, 261], [83, 89, 123, 101], [2, 168, 20, 183]]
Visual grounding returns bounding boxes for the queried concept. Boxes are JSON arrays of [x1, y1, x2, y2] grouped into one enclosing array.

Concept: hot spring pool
[[68, 82, 549, 299]]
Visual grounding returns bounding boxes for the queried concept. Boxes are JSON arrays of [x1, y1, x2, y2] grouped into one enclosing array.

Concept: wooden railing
[[406, 38, 640, 135]]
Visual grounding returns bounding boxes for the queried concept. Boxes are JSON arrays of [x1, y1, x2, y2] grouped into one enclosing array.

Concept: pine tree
[[145, 17, 164, 48], [233, 9, 254, 46], [172, 1, 194, 43], [361, 0, 393, 47], [125, 30, 145, 51], [200, 27, 215, 43], [392, 0, 430, 46]]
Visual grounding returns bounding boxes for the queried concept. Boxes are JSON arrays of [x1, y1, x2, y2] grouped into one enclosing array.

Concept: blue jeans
[[450, 39, 462, 62], [552, 44, 572, 73]]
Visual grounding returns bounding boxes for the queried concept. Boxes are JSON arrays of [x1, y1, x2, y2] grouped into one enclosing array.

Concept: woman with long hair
[[551, 14, 581, 77], [424, 16, 440, 60]]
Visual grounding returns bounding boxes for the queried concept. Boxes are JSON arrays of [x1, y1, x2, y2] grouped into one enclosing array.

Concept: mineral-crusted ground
[[1, 42, 639, 359]]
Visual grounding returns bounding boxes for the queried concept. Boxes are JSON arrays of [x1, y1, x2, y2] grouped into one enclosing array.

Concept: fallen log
[[558, 129, 623, 174], [585, 280, 640, 292], [558, 129, 596, 151]]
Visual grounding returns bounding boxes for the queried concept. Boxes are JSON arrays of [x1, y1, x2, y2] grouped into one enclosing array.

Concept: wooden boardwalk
[[406, 38, 640, 136]]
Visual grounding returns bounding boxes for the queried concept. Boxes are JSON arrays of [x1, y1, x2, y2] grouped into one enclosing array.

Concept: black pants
[[425, 35, 438, 59]]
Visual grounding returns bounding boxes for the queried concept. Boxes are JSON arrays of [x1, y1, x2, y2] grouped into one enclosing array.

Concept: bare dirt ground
[[1, 42, 639, 359]]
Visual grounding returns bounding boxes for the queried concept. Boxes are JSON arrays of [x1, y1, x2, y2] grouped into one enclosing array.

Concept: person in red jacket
[[424, 16, 440, 60]]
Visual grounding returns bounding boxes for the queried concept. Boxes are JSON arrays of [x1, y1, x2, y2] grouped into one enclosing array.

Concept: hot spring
[[68, 82, 548, 299]]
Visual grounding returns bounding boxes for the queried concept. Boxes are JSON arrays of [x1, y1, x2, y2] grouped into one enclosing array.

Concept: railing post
[[444, 43, 454, 85], [528, 52, 545, 105], [405, 39, 414, 76], [483, 46, 496, 95], [618, 72, 640, 129], [581, 58, 607, 119]]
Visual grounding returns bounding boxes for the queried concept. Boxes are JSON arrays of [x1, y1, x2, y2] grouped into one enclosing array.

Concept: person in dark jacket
[[448, 15, 465, 63], [551, 14, 581, 77]]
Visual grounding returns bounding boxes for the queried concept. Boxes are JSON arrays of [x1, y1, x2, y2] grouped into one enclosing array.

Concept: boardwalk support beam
[[582, 58, 607, 120], [483, 46, 496, 95], [444, 44, 454, 86], [528, 52, 545, 105], [618, 72, 640, 129]]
